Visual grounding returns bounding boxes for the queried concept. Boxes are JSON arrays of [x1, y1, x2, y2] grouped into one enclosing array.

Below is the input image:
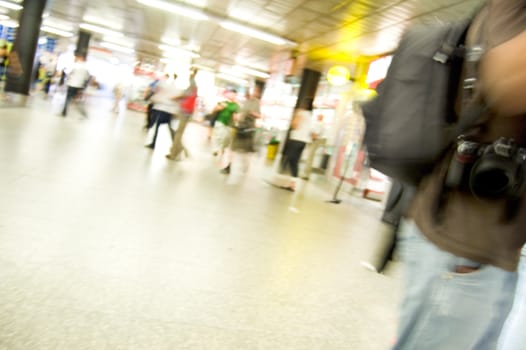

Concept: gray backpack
[[361, 19, 482, 185]]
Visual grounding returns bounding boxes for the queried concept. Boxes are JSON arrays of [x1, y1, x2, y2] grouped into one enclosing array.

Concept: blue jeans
[[498, 246, 526, 350], [393, 220, 518, 350]]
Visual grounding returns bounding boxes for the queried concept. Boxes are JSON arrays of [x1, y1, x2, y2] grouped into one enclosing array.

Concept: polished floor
[[0, 92, 402, 350]]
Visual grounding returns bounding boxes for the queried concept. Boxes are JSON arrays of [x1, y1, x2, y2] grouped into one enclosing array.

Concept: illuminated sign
[[327, 65, 351, 86]]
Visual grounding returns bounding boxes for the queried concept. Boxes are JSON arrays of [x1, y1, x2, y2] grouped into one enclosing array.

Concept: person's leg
[[498, 248, 526, 350], [61, 86, 76, 116], [303, 138, 321, 179], [76, 88, 87, 117], [167, 115, 190, 159], [288, 141, 306, 178], [146, 110, 161, 148], [393, 220, 518, 350]]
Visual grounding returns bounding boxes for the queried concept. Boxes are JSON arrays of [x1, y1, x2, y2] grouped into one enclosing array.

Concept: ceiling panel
[[26, 0, 486, 74]]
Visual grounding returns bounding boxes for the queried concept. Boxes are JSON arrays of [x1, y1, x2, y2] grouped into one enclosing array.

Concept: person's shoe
[[279, 186, 295, 192], [220, 165, 230, 174], [145, 144, 154, 149], [165, 154, 175, 160]]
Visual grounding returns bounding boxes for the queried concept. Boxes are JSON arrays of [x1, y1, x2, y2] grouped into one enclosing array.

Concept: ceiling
[[4, 0, 485, 77]]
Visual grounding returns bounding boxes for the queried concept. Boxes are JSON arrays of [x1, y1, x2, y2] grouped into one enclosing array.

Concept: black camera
[[445, 137, 526, 198]]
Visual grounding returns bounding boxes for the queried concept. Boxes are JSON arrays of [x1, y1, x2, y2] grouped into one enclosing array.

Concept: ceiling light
[[162, 37, 181, 46], [80, 23, 123, 38], [159, 44, 200, 58], [234, 65, 270, 79], [219, 20, 296, 46], [193, 64, 214, 72], [0, 1, 22, 11], [42, 19, 74, 32], [83, 15, 122, 31], [216, 73, 248, 86], [136, 0, 209, 21], [0, 14, 8, 20], [219, 68, 247, 79], [235, 58, 269, 72], [0, 18, 18, 27], [103, 36, 135, 48], [41, 25, 74, 37], [100, 42, 135, 54]]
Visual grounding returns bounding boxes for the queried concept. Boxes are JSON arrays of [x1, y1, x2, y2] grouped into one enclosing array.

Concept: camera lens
[[470, 154, 517, 198], [470, 169, 511, 197]]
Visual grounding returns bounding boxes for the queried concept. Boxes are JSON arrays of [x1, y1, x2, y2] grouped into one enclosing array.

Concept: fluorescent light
[[0, 18, 18, 27], [159, 44, 200, 58], [220, 20, 295, 46], [162, 37, 181, 46], [100, 42, 135, 54], [235, 58, 269, 72], [0, 1, 22, 11], [103, 36, 135, 48], [41, 25, 74, 37], [83, 15, 122, 30], [193, 64, 214, 72], [42, 19, 74, 32], [219, 68, 247, 78], [234, 65, 270, 79], [79, 23, 123, 37], [136, 0, 209, 21], [0, 14, 8, 20], [216, 73, 248, 86]]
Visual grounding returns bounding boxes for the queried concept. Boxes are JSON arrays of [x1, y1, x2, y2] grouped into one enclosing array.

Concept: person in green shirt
[[212, 89, 239, 166]]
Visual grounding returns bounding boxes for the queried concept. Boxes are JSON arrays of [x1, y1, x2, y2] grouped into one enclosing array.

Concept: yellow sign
[[327, 65, 350, 86]]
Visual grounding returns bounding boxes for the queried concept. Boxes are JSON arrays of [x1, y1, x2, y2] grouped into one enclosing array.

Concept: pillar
[[5, 0, 48, 97], [294, 68, 321, 111], [75, 30, 91, 58]]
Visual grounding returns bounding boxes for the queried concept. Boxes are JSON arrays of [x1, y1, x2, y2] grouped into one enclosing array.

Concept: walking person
[[392, 1, 526, 349], [221, 87, 262, 175], [61, 54, 89, 117], [145, 73, 181, 150], [302, 113, 326, 180], [166, 68, 198, 161], [279, 108, 312, 191], [210, 89, 239, 169]]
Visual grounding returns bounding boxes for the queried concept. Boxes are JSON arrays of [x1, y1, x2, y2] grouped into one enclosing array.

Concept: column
[[4, 0, 48, 98], [294, 68, 321, 111], [75, 30, 91, 58]]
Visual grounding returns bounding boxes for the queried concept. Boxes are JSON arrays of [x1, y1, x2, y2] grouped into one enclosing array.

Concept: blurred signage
[[6, 27, 16, 42]]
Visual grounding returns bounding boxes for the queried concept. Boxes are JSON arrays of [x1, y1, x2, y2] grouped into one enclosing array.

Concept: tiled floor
[[0, 92, 402, 350]]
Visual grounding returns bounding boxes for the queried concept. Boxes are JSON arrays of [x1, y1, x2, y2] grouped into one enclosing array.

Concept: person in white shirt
[[280, 108, 312, 191], [61, 55, 89, 117], [145, 73, 182, 150], [302, 113, 326, 180]]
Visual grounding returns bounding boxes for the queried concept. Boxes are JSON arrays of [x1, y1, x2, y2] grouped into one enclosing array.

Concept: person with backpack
[[384, 1, 526, 348]]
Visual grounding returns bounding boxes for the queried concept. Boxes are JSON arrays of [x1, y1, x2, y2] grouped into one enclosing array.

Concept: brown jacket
[[410, 0, 526, 271]]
